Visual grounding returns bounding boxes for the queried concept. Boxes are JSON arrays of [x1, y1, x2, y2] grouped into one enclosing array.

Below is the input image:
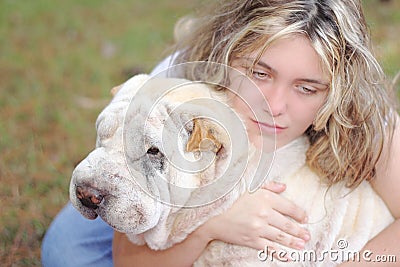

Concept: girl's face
[[230, 35, 329, 150]]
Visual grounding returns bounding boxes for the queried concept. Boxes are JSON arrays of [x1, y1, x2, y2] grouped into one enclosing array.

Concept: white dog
[[70, 74, 394, 266]]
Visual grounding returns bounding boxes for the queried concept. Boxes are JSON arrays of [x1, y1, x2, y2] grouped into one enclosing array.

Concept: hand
[[200, 181, 310, 251]]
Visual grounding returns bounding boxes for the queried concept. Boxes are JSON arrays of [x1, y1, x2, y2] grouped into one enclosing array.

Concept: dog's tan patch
[[186, 119, 222, 153]]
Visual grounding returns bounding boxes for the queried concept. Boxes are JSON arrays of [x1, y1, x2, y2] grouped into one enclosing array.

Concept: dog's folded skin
[[70, 75, 163, 236], [70, 74, 394, 266]]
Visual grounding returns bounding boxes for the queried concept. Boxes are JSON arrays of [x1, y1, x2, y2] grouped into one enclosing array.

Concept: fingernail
[[273, 181, 286, 188], [302, 232, 310, 241], [303, 215, 308, 223], [295, 240, 305, 249]]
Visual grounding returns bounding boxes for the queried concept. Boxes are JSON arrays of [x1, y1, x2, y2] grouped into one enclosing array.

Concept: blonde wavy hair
[[172, 0, 397, 188]]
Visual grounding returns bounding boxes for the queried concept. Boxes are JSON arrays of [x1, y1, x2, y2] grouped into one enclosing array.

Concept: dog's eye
[[146, 145, 165, 171], [147, 146, 160, 155]]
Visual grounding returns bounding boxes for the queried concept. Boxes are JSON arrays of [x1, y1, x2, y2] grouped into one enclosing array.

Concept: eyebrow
[[242, 57, 329, 88], [254, 60, 276, 74]]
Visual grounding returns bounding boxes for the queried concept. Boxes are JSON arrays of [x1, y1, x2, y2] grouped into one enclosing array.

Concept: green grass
[[0, 0, 200, 265], [0, 0, 398, 265], [363, 0, 400, 79]]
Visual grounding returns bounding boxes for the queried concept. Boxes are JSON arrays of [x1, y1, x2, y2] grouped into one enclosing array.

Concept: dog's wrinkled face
[[69, 75, 247, 234], [70, 75, 161, 233]]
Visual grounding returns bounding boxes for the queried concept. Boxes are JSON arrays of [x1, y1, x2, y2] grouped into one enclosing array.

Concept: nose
[[76, 185, 104, 209], [263, 85, 287, 117]]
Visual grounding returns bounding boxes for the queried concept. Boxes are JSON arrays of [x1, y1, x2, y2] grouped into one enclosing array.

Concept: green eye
[[297, 85, 317, 94], [251, 70, 271, 80]]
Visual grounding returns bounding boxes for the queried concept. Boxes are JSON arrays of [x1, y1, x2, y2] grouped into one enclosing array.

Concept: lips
[[250, 119, 287, 134]]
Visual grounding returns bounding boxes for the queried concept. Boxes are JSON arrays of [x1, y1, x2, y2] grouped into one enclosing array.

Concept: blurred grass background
[[0, 0, 398, 266]]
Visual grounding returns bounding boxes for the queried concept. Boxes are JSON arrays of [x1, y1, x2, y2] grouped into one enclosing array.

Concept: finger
[[266, 209, 310, 242], [262, 218, 309, 250], [269, 193, 308, 224], [261, 180, 286, 193]]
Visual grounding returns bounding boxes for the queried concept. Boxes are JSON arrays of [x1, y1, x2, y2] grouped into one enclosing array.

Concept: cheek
[[294, 100, 324, 128], [231, 95, 252, 118], [228, 75, 265, 113]]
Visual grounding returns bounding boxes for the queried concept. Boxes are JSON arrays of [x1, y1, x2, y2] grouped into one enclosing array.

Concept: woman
[[42, 1, 399, 266]]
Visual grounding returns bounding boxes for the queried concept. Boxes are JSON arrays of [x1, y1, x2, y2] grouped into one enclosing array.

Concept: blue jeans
[[41, 202, 113, 267]]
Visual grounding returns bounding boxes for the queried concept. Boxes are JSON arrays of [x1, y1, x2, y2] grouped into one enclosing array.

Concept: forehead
[[234, 34, 330, 82]]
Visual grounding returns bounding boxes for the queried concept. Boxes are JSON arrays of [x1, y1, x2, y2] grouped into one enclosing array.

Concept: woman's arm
[[113, 224, 211, 267], [373, 113, 400, 218], [113, 182, 310, 267], [340, 113, 400, 266]]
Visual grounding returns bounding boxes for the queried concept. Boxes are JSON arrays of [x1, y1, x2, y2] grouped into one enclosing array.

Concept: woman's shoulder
[[150, 53, 180, 77]]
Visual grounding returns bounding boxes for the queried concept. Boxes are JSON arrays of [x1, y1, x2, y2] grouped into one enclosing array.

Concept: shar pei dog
[[70, 71, 393, 266]]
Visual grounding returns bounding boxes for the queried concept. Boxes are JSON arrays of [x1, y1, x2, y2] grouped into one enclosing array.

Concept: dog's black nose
[[76, 185, 103, 209]]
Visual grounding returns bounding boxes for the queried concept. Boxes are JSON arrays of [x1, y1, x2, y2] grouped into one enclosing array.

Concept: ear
[[110, 84, 123, 96], [186, 118, 222, 153]]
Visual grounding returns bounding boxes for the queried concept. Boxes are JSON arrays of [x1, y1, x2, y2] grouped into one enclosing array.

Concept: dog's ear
[[110, 84, 123, 96], [186, 118, 222, 153]]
